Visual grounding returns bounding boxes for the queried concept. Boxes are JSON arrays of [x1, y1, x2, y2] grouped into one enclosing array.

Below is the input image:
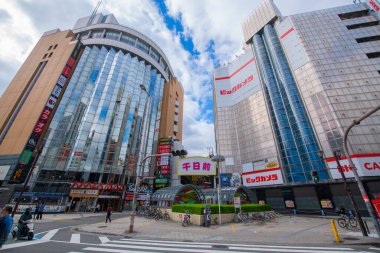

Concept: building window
[[53, 44, 58, 49], [43, 54, 48, 59], [347, 21, 379, 29], [48, 45, 52, 50], [356, 35, 380, 43], [91, 30, 104, 38], [366, 52, 380, 58], [48, 52, 53, 58], [338, 10, 369, 20]]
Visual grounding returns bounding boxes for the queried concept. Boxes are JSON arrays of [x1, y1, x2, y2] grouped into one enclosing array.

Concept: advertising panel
[[368, 0, 380, 14], [276, 17, 309, 71], [177, 156, 216, 176], [242, 167, 284, 187], [69, 189, 99, 198], [9, 41, 83, 184], [214, 50, 261, 107], [326, 153, 380, 179], [252, 157, 279, 171]]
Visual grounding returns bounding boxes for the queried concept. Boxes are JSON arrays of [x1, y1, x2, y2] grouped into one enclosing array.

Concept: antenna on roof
[[87, 0, 102, 26]]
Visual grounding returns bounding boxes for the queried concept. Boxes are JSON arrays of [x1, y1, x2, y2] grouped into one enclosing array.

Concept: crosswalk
[[64, 238, 375, 253]]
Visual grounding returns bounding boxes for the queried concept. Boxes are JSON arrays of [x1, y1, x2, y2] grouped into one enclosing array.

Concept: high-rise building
[[213, 0, 380, 211], [0, 13, 183, 210]]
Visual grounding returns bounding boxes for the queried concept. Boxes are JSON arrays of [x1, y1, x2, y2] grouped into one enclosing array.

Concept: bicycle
[[337, 213, 357, 229], [182, 210, 191, 227]]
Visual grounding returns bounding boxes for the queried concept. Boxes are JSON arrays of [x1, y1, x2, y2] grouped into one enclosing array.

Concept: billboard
[[214, 50, 261, 107], [242, 167, 284, 187], [177, 156, 216, 176], [9, 41, 83, 184], [326, 153, 380, 179], [368, 0, 380, 15]]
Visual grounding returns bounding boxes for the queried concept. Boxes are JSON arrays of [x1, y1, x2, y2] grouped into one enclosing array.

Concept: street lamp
[[128, 153, 171, 233], [211, 154, 225, 225], [319, 150, 367, 236]]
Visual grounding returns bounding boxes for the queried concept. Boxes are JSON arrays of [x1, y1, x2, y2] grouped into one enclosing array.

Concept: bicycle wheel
[[349, 218, 357, 228], [337, 218, 346, 228]]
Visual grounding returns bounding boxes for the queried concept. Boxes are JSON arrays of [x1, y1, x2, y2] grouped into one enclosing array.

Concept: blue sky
[[0, 0, 354, 155]]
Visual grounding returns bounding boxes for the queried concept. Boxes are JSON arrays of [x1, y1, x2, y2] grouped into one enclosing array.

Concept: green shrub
[[172, 204, 271, 214]]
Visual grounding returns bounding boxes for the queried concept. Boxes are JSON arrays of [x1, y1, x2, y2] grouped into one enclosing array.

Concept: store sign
[[214, 50, 261, 107], [242, 167, 284, 187], [326, 153, 380, 179], [177, 156, 216, 176], [70, 189, 99, 197], [320, 199, 333, 209], [9, 41, 83, 184], [368, 0, 380, 12]]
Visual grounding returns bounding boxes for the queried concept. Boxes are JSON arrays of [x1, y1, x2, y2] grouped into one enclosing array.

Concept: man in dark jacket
[[0, 206, 13, 248], [106, 206, 112, 223], [17, 208, 32, 238], [36, 203, 45, 220]]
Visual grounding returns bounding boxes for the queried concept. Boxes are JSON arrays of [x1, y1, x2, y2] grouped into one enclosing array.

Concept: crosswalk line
[[110, 240, 213, 249], [41, 229, 59, 241], [70, 234, 81, 243], [85, 246, 233, 253], [83, 248, 162, 253], [119, 238, 353, 251], [370, 248, 380, 251], [99, 236, 110, 244]]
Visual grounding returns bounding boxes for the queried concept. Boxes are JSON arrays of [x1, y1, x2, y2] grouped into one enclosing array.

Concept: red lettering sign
[[67, 57, 76, 68], [33, 121, 46, 134], [40, 109, 52, 121], [202, 162, 211, 171], [220, 75, 253, 95], [370, 0, 380, 11], [364, 162, 380, 170], [193, 162, 200, 170], [62, 66, 72, 77], [182, 162, 191, 171]]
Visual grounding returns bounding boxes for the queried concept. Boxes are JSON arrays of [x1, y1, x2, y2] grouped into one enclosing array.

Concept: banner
[[9, 41, 83, 184], [177, 156, 216, 176], [326, 153, 380, 179], [242, 167, 284, 187]]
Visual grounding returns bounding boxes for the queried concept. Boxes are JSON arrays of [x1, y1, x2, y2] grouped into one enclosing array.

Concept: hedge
[[171, 204, 271, 215]]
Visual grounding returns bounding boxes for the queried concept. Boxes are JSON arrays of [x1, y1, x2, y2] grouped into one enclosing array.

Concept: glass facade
[[33, 45, 165, 193], [252, 24, 328, 182]]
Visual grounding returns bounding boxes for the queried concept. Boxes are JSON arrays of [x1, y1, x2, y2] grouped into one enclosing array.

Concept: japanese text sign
[[242, 167, 284, 187], [177, 157, 216, 176]]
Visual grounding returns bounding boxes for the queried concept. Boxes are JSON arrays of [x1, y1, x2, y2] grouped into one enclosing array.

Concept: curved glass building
[[30, 13, 175, 196]]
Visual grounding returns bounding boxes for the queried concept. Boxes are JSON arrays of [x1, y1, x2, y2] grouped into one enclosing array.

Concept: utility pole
[[211, 154, 225, 225], [343, 105, 380, 238]]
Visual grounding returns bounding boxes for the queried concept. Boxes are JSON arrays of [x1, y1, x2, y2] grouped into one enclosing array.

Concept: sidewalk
[[12, 212, 106, 223], [77, 214, 380, 246]]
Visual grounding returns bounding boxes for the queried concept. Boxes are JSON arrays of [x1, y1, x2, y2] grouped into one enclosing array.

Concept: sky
[[0, 0, 353, 156]]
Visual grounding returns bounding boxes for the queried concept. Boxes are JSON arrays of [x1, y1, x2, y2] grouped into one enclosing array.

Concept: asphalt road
[[1, 213, 379, 253]]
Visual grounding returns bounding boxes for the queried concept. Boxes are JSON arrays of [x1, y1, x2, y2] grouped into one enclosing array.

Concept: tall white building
[[213, 0, 380, 212]]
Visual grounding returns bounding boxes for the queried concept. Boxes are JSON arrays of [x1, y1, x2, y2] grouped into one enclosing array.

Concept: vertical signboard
[[9, 42, 83, 184], [154, 138, 172, 190]]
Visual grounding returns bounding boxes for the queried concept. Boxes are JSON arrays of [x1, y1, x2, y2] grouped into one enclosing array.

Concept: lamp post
[[211, 154, 225, 225], [128, 152, 170, 233], [319, 150, 367, 236], [343, 105, 380, 238]]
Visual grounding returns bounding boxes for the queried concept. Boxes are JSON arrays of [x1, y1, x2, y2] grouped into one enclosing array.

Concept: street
[[1, 213, 380, 253]]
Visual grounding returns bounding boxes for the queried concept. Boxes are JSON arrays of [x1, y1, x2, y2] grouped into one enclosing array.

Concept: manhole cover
[[343, 237, 360, 241], [98, 226, 107, 228], [212, 245, 229, 249]]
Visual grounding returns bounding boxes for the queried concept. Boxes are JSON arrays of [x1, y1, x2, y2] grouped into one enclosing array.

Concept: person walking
[[94, 204, 100, 214], [37, 203, 45, 220], [0, 206, 13, 249], [105, 206, 112, 223], [33, 203, 39, 219]]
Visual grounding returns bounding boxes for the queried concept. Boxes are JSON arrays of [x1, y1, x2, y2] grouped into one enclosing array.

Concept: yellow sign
[[69, 189, 99, 198]]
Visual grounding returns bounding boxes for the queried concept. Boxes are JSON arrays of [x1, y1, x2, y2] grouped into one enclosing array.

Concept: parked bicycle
[[182, 210, 191, 227], [337, 213, 357, 229]]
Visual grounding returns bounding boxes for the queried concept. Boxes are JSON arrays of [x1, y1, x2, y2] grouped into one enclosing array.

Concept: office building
[[213, 0, 380, 212]]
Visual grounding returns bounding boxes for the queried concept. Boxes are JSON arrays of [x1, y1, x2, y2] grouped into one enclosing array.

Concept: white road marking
[[119, 238, 353, 250], [83, 247, 162, 253], [0, 240, 48, 250], [99, 236, 110, 244], [111, 240, 213, 248], [41, 229, 59, 241], [370, 248, 380, 251], [70, 233, 81, 243]]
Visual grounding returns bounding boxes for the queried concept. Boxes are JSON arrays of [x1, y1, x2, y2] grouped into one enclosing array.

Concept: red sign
[[370, 0, 380, 11], [158, 144, 170, 154], [220, 75, 253, 95], [242, 167, 284, 187]]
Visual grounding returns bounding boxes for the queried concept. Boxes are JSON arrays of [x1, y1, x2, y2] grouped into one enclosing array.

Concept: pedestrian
[[95, 204, 100, 213], [34, 202, 39, 219], [17, 208, 32, 239], [0, 206, 14, 249], [105, 206, 112, 223], [37, 202, 45, 220]]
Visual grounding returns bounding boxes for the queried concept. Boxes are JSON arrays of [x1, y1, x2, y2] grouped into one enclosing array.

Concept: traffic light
[[311, 170, 319, 183], [171, 150, 187, 157]]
